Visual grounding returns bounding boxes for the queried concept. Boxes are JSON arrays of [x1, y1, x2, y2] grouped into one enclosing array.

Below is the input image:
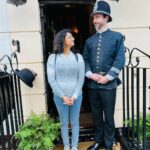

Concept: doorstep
[[54, 141, 122, 150]]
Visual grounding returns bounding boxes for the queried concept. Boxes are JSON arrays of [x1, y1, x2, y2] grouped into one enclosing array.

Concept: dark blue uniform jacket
[[83, 29, 125, 90]]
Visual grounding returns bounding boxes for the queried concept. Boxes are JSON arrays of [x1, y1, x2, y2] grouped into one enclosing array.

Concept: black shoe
[[87, 142, 104, 150]]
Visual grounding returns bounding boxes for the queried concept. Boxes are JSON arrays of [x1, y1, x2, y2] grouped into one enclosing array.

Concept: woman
[[47, 29, 85, 150]]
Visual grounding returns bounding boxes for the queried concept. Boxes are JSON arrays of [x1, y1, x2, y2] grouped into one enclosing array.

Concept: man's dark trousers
[[88, 88, 116, 148]]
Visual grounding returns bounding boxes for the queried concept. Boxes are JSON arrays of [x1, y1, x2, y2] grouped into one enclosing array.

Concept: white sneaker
[[71, 147, 78, 150], [64, 145, 70, 150]]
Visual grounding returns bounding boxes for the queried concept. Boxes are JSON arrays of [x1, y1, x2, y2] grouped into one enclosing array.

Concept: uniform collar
[[97, 27, 109, 34]]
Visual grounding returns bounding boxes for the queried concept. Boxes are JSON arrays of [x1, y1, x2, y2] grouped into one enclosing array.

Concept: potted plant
[[14, 112, 60, 150]]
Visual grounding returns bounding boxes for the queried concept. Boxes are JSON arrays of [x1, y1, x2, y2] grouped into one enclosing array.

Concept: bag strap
[[55, 54, 57, 65], [74, 53, 78, 62]]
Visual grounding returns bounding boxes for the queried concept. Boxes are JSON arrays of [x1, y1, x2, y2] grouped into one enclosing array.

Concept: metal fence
[[119, 48, 150, 150], [1, 46, 150, 150], [0, 52, 24, 150]]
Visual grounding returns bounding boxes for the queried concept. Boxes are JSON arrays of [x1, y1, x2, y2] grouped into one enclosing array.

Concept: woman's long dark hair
[[52, 29, 77, 54]]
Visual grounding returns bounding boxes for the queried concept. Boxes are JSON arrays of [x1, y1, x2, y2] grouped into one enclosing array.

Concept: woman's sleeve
[[72, 54, 85, 99], [47, 54, 65, 98]]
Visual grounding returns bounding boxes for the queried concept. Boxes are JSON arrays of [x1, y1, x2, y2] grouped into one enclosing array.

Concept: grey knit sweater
[[47, 52, 85, 99]]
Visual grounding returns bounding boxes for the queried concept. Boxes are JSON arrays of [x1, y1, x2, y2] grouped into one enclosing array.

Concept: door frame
[[39, 0, 95, 115], [39, 0, 95, 5]]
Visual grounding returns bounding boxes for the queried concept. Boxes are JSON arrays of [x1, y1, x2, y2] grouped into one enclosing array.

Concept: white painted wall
[[0, 0, 11, 58], [110, 0, 150, 28], [5, 0, 46, 118]]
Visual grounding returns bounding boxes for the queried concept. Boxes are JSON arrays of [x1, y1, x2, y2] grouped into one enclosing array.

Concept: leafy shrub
[[14, 112, 60, 150], [125, 113, 150, 141]]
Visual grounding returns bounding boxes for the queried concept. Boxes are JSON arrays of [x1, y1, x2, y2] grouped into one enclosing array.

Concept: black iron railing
[[119, 47, 150, 150], [0, 51, 24, 150]]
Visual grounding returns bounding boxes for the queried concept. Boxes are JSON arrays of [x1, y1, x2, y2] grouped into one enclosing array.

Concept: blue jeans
[[54, 95, 82, 147]]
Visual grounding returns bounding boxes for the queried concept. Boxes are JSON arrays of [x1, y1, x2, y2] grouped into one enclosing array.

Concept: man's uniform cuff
[[86, 71, 93, 78], [106, 74, 115, 81]]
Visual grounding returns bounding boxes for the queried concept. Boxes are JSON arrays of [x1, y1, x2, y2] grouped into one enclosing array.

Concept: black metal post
[[11, 75, 19, 132], [142, 68, 147, 149], [136, 68, 140, 149], [122, 68, 126, 129], [17, 77, 24, 124], [14, 75, 21, 126], [126, 67, 130, 138], [131, 67, 135, 147]]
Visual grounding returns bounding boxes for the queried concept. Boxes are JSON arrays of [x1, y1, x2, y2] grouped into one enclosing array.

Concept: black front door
[[39, 1, 95, 130]]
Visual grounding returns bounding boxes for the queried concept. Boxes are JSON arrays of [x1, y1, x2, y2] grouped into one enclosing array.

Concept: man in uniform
[[83, 1, 125, 150]]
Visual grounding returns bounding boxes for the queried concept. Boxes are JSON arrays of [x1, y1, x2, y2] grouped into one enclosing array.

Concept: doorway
[[40, 1, 95, 131]]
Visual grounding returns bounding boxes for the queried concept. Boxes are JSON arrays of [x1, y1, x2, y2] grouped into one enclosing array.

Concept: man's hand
[[97, 75, 109, 84], [62, 96, 73, 105], [89, 73, 100, 81]]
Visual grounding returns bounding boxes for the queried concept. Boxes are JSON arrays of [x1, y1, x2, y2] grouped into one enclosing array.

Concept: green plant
[[125, 113, 150, 142], [146, 114, 150, 140], [14, 112, 60, 150]]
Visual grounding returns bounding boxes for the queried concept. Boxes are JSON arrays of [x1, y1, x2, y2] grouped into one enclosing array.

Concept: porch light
[[71, 26, 78, 34], [15, 68, 37, 88], [65, 5, 71, 8], [7, 0, 27, 6]]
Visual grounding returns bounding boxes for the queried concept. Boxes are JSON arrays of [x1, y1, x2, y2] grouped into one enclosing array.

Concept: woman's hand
[[62, 96, 73, 105], [70, 97, 76, 104]]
